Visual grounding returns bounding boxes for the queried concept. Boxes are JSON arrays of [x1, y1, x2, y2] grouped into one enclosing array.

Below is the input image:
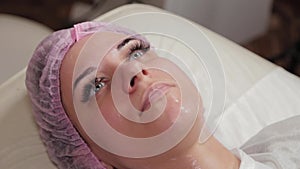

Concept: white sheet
[[215, 68, 300, 149], [242, 115, 300, 169]]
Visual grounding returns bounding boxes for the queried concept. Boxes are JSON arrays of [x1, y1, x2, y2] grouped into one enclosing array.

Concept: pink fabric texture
[[25, 21, 135, 169]]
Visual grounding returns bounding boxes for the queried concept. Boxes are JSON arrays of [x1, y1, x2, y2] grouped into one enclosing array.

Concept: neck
[[153, 136, 240, 169]]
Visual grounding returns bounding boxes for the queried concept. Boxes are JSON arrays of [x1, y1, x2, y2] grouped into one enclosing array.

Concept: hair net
[[25, 21, 136, 169]]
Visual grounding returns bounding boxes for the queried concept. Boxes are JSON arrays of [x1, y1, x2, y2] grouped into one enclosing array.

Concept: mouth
[[141, 82, 174, 112]]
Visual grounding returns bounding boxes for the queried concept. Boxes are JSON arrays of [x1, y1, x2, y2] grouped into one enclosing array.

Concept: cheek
[[98, 94, 143, 137], [97, 90, 182, 138], [98, 94, 124, 129], [156, 87, 181, 127]]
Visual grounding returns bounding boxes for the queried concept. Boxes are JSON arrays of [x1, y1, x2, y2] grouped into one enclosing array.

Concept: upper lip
[[140, 81, 175, 112]]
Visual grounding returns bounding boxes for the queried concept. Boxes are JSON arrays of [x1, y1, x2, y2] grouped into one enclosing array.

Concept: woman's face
[[60, 31, 203, 168]]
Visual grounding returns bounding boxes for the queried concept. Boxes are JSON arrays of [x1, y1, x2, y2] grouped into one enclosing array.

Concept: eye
[[129, 50, 145, 61], [81, 77, 107, 102], [127, 40, 150, 61], [95, 77, 106, 92]]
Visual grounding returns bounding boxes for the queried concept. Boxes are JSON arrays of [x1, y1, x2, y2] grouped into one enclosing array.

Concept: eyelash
[[81, 77, 107, 102], [81, 82, 94, 102], [127, 40, 150, 61], [81, 39, 150, 103]]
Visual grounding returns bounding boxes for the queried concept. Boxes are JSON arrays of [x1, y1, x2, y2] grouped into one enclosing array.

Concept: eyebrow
[[73, 66, 97, 91], [117, 37, 136, 50]]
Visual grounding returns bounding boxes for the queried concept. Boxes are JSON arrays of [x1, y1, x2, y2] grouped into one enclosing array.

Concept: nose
[[129, 69, 149, 94]]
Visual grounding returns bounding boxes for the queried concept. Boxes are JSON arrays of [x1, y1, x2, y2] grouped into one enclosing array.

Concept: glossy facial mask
[[72, 13, 225, 158], [72, 31, 201, 158]]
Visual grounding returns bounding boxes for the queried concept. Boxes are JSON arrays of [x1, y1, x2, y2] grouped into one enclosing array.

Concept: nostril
[[142, 69, 148, 75], [130, 76, 136, 87]]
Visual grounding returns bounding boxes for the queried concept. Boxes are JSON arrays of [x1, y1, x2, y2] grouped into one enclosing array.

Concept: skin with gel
[[60, 31, 240, 169]]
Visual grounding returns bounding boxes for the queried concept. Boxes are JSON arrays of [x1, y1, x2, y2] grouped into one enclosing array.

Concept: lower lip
[[142, 85, 171, 112]]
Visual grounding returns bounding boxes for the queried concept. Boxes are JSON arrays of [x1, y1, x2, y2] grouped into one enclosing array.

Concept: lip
[[141, 82, 175, 112]]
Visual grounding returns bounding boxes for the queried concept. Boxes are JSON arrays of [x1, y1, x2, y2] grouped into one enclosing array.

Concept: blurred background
[[0, 0, 299, 84]]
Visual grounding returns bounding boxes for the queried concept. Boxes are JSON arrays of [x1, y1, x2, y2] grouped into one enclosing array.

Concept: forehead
[[63, 31, 129, 70], [69, 31, 129, 60]]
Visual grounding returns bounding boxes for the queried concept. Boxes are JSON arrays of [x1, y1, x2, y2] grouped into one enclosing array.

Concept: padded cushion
[[0, 14, 52, 84]]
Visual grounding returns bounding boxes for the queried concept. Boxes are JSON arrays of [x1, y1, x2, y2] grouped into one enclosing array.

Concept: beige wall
[[72, 0, 273, 43], [163, 0, 273, 43]]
